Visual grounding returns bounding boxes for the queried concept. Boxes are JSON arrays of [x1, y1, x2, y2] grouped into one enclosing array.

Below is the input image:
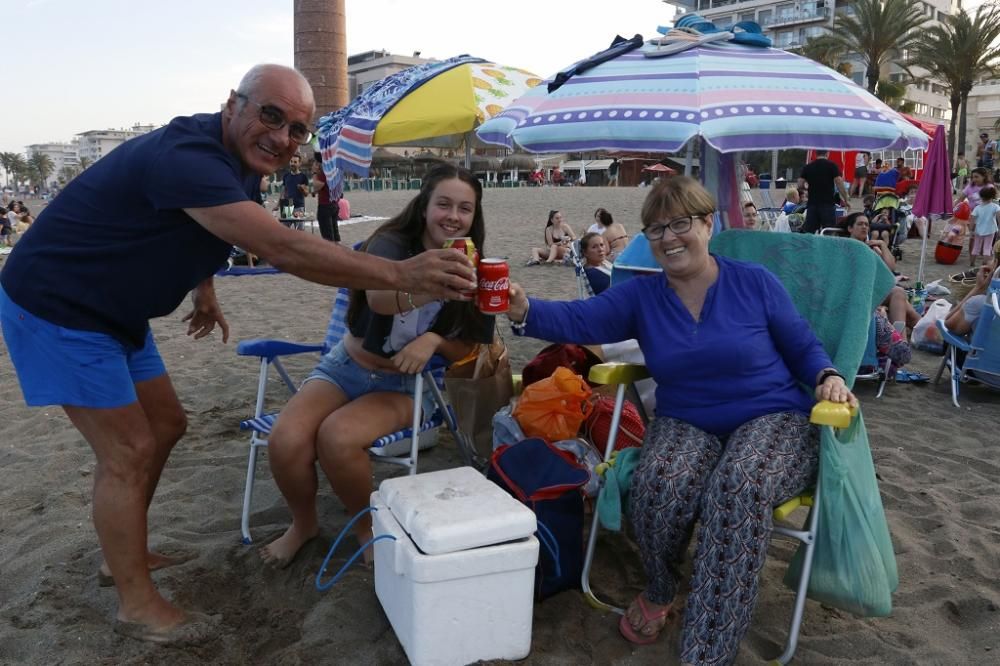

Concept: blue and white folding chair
[[568, 239, 596, 299], [236, 286, 472, 544], [935, 268, 1000, 407], [856, 316, 889, 398]]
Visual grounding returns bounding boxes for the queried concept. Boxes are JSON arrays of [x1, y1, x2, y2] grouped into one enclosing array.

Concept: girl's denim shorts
[[305, 341, 437, 417]]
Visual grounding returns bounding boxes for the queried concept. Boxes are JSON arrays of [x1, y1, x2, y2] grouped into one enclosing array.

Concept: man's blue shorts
[[0, 287, 166, 408]]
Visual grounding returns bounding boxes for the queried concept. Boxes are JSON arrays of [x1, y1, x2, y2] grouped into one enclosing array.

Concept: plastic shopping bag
[[512, 367, 593, 442], [784, 414, 898, 617], [911, 299, 951, 354]]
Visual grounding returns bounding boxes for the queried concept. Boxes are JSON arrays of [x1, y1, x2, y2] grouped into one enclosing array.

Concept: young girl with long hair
[[261, 164, 494, 566]]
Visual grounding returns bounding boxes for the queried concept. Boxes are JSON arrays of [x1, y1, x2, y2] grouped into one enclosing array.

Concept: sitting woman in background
[[261, 165, 495, 567], [579, 231, 612, 294], [587, 207, 629, 258], [844, 212, 920, 332], [526, 209, 575, 265], [11, 202, 33, 233], [944, 242, 999, 336], [507, 176, 856, 665]]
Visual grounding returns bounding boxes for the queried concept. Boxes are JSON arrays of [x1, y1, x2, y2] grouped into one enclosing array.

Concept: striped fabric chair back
[[323, 287, 353, 353]]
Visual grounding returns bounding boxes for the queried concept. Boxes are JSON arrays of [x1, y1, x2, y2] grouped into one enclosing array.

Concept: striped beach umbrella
[[476, 40, 929, 154]]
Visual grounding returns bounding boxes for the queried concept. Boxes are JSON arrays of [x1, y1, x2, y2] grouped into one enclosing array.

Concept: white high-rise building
[[25, 141, 79, 187], [672, 0, 957, 125], [76, 123, 157, 165]]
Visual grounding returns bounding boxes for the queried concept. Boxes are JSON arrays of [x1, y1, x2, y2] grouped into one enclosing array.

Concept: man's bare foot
[[259, 523, 319, 568], [98, 549, 198, 587], [115, 609, 221, 645]]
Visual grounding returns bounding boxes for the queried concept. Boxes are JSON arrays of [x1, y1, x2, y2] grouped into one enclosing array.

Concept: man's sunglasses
[[236, 93, 314, 145]]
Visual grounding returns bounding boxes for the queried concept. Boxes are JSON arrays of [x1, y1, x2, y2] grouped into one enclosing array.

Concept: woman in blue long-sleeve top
[[507, 176, 857, 666]]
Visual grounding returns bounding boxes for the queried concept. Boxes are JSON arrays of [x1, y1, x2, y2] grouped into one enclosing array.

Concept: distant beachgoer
[[742, 201, 759, 229], [0, 207, 11, 246], [281, 154, 309, 212], [312, 152, 339, 242], [970, 185, 999, 267], [782, 187, 801, 214], [843, 212, 919, 332], [608, 157, 620, 187], [580, 231, 612, 294], [587, 207, 629, 258], [338, 195, 351, 222], [0, 63, 475, 645], [851, 152, 870, 198], [526, 210, 575, 265], [798, 150, 850, 234]]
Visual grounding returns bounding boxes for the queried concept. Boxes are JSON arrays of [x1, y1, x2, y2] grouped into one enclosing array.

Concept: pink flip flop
[[618, 594, 674, 645]]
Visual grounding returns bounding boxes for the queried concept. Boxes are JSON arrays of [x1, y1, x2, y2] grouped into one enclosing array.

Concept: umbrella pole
[[684, 141, 694, 177], [464, 133, 472, 170], [771, 150, 779, 186], [917, 215, 934, 285]]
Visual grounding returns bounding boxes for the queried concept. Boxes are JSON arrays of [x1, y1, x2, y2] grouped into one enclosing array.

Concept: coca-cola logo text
[[478, 276, 510, 291]]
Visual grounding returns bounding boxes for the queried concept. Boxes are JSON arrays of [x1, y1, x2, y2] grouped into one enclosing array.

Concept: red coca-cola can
[[477, 258, 510, 313]]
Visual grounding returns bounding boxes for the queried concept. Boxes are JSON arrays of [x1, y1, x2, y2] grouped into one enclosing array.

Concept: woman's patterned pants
[[628, 412, 819, 666]]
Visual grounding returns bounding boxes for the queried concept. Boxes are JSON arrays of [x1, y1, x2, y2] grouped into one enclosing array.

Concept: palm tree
[[78, 156, 92, 171], [822, 0, 929, 94], [800, 34, 852, 78], [951, 7, 1000, 162], [873, 78, 915, 113], [58, 165, 79, 185], [5, 153, 26, 189], [28, 152, 55, 191], [912, 22, 966, 160], [0, 152, 20, 187]]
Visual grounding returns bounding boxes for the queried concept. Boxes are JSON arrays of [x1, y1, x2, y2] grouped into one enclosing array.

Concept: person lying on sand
[[261, 165, 494, 568], [0, 64, 475, 646]]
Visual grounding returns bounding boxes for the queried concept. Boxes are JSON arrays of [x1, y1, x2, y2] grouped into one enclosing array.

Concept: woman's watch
[[817, 369, 845, 386]]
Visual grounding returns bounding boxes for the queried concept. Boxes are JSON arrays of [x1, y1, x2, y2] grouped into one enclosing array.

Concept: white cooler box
[[371, 466, 538, 666]]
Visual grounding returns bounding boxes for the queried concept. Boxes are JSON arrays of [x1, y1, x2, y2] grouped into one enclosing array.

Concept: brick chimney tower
[[294, 0, 348, 122]]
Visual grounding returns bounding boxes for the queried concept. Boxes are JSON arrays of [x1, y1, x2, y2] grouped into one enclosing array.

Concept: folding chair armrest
[[423, 354, 449, 373], [588, 362, 650, 386], [236, 339, 325, 359], [936, 320, 971, 352]]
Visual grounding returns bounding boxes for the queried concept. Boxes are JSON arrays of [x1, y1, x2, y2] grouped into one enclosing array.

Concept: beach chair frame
[[235, 287, 473, 544], [580, 361, 820, 665], [934, 269, 1000, 407], [856, 316, 890, 399], [568, 239, 597, 299]]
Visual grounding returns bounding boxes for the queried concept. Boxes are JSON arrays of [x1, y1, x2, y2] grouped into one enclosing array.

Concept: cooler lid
[[378, 466, 536, 556]]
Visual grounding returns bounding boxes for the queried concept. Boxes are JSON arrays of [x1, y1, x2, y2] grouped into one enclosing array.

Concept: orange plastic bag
[[513, 367, 593, 441]]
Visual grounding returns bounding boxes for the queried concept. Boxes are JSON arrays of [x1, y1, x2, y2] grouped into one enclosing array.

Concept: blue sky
[[5, 0, 678, 154]]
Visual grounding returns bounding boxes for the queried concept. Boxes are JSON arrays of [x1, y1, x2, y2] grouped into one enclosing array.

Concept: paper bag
[[444, 335, 514, 463]]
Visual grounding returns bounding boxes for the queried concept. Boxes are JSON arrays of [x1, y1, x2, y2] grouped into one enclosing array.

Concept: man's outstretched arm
[[185, 201, 476, 300]]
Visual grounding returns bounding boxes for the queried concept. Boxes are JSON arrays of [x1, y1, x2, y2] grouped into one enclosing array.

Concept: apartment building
[[348, 49, 430, 98], [25, 141, 79, 187], [673, 0, 956, 125], [964, 80, 1000, 158], [76, 123, 157, 164]]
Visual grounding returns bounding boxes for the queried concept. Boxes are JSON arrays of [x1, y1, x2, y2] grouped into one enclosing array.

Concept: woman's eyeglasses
[[237, 93, 314, 145], [642, 215, 703, 241]]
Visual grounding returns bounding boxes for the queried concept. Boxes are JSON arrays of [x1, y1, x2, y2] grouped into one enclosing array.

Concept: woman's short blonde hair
[[640, 176, 716, 228]]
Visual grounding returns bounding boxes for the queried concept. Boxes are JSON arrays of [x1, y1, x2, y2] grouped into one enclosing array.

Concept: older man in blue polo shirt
[[0, 64, 475, 645]]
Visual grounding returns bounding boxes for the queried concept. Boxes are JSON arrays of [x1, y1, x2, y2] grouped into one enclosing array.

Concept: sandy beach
[[1, 186, 998, 665]]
